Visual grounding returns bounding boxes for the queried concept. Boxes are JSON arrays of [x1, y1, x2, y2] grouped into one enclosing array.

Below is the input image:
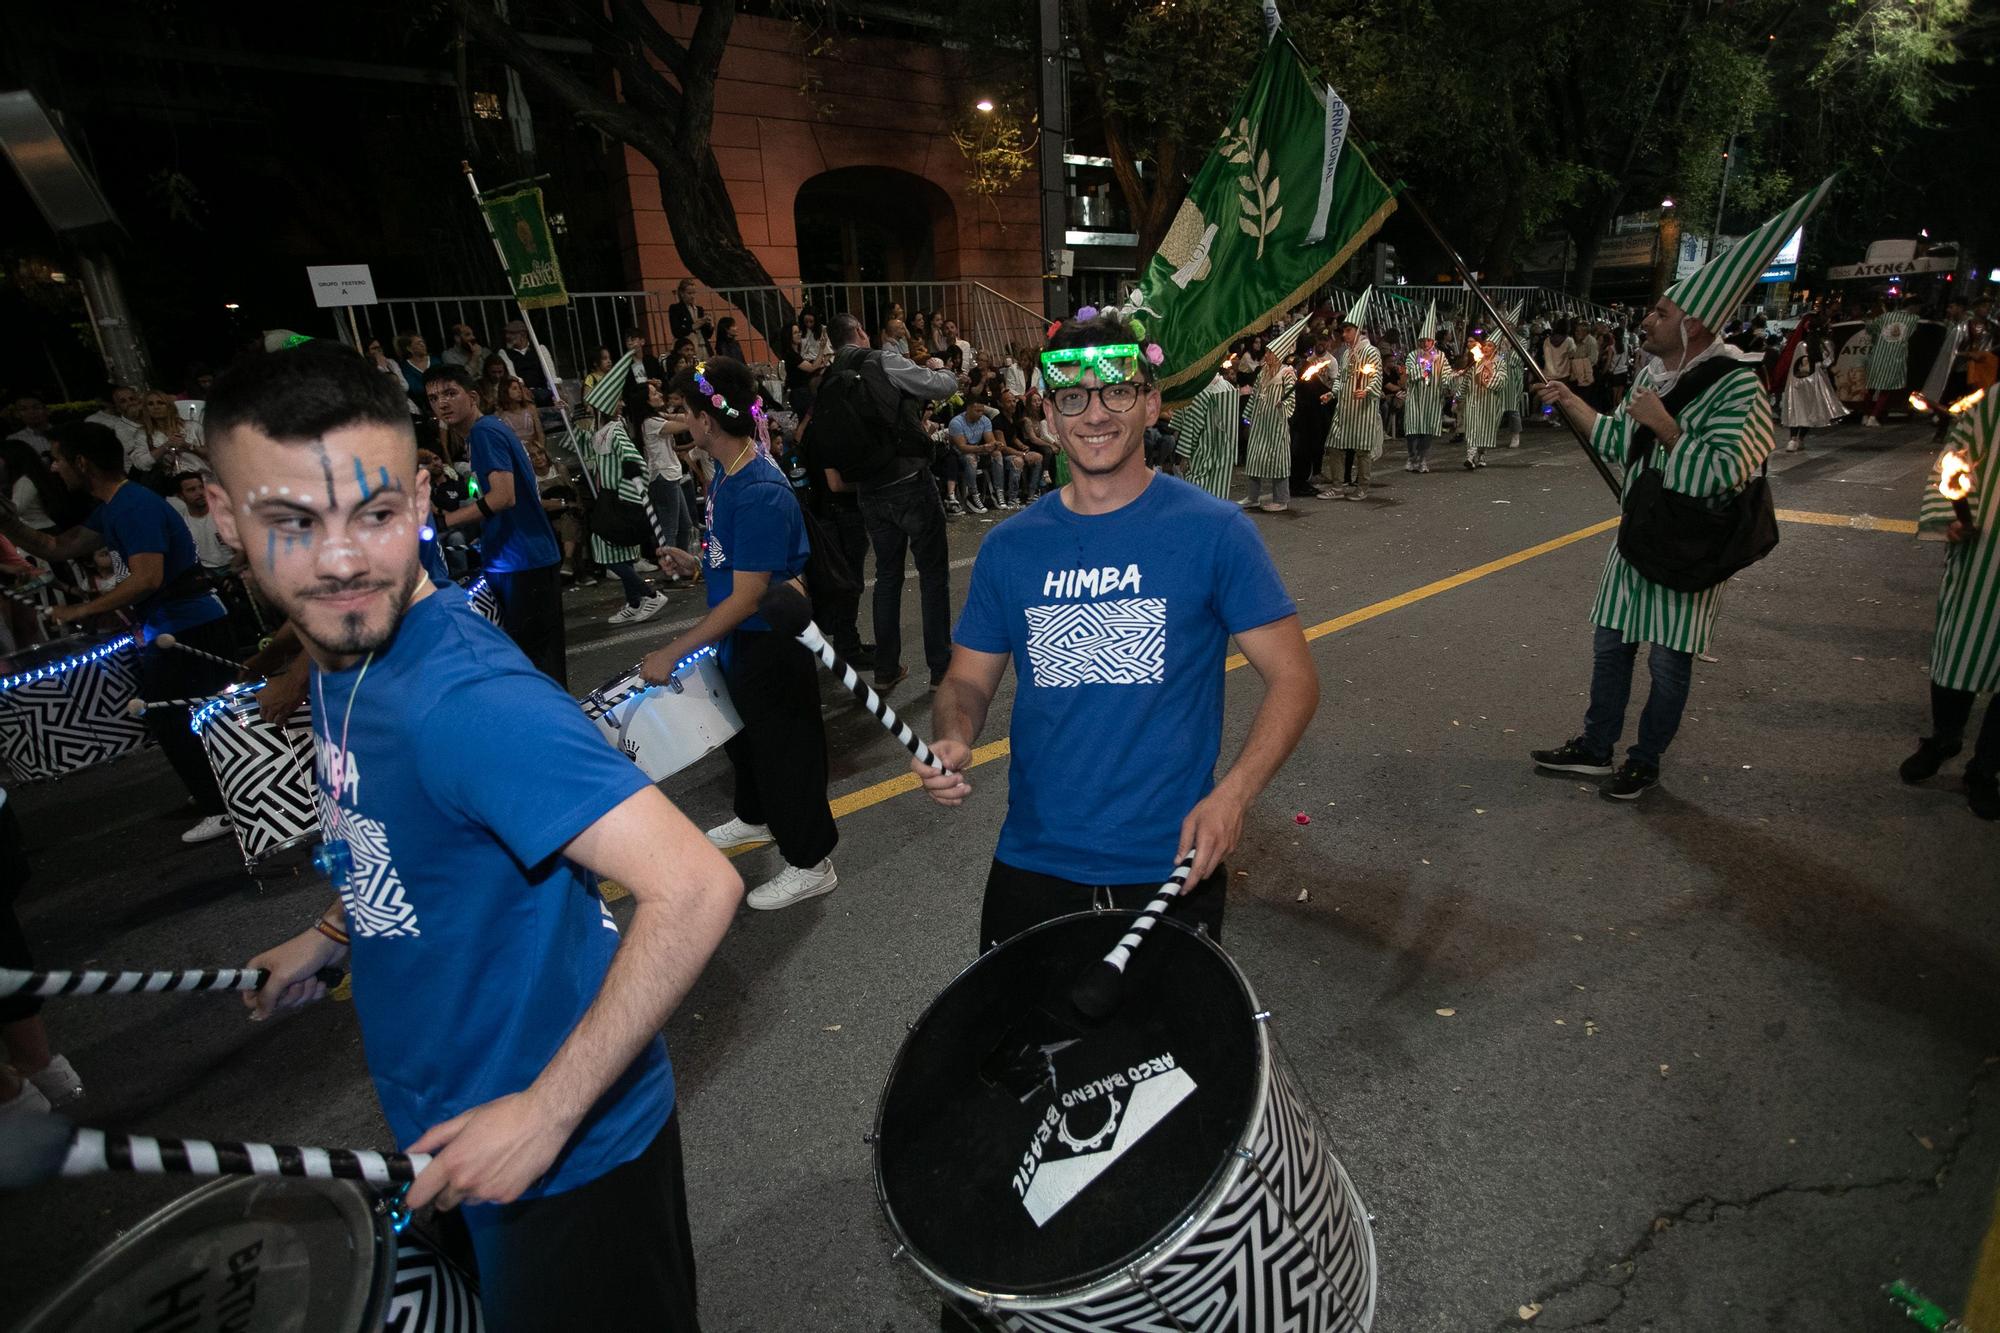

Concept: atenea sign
[[478, 186, 569, 309]]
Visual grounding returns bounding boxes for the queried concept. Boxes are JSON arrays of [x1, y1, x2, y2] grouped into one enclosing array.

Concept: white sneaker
[[747, 858, 838, 910], [29, 1055, 82, 1106], [0, 1079, 50, 1117], [635, 593, 670, 622], [181, 814, 232, 845], [607, 602, 646, 625], [634, 559, 660, 572], [966, 498, 989, 514], [705, 817, 772, 849]]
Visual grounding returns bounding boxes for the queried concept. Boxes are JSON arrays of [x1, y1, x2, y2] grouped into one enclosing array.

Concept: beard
[[1058, 424, 1145, 477], [286, 563, 423, 662]]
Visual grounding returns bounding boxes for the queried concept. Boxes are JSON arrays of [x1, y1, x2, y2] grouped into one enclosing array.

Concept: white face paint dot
[[278, 486, 290, 496]]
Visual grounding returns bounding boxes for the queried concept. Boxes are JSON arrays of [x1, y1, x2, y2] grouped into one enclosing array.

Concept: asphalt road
[[5, 416, 1995, 1332]]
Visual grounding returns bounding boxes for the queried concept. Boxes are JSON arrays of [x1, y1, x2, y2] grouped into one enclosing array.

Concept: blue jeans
[[648, 476, 695, 552], [1406, 433, 1435, 466], [604, 560, 648, 606], [1581, 624, 1693, 770]]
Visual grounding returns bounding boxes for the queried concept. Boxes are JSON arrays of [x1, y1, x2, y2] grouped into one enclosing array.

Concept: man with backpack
[[818, 313, 961, 691]]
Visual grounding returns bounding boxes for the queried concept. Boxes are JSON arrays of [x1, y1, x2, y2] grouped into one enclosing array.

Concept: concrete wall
[[621, 4, 1043, 308]]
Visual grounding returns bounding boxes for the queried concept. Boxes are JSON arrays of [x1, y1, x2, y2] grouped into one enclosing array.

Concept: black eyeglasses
[[1050, 383, 1145, 417]]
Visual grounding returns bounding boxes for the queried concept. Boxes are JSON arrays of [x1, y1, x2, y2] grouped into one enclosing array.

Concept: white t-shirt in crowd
[[11, 474, 53, 529], [641, 417, 683, 482], [167, 497, 236, 570], [6, 427, 53, 458]]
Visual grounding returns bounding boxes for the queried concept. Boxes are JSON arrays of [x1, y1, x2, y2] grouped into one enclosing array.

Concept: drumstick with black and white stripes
[[756, 582, 953, 774], [1069, 853, 1200, 1021], [0, 1117, 430, 1191], [150, 633, 244, 671], [0, 965, 343, 1000]]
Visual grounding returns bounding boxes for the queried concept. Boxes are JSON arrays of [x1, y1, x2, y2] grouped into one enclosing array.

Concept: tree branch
[[451, 0, 679, 157], [607, 0, 692, 83], [1069, 1, 1156, 244]]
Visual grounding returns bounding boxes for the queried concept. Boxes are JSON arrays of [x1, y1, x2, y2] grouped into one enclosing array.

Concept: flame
[[1939, 450, 1974, 503], [1471, 344, 1485, 363], [1948, 387, 1987, 415], [1300, 357, 1333, 382], [1909, 392, 1931, 413]]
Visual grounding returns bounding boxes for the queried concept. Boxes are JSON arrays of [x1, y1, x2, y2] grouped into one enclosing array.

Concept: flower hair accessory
[[692, 362, 747, 422]]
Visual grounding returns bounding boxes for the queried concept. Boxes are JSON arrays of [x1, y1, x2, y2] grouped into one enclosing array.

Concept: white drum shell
[[584, 655, 742, 783], [197, 694, 321, 873], [0, 634, 148, 781]]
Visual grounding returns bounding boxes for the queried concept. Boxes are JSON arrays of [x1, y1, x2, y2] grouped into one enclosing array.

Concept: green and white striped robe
[[1325, 341, 1384, 458], [1172, 373, 1240, 500], [1403, 349, 1449, 435], [1452, 348, 1512, 449], [1587, 350, 1776, 655], [1917, 394, 2000, 692], [585, 421, 648, 565], [1865, 312, 1921, 391], [1243, 366, 1295, 479]]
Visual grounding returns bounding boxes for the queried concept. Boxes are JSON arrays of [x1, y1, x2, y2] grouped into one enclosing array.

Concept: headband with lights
[[692, 362, 764, 424], [1039, 306, 1167, 389]]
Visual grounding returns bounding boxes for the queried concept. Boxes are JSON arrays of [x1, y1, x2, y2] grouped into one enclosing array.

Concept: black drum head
[[875, 913, 1259, 1297]]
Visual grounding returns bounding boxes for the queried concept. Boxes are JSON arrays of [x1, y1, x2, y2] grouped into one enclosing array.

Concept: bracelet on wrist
[[314, 917, 350, 947]]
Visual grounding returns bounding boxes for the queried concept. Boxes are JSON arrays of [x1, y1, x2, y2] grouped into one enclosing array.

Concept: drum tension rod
[[1125, 1263, 1193, 1333]]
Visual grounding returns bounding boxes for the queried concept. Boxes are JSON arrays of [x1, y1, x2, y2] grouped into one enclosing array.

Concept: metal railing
[[337, 280, 1054, 394]]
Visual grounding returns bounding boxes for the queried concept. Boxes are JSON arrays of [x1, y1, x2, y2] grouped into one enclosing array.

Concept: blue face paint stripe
[[354, 457, 372, 502], [378, 466, 393, 495]]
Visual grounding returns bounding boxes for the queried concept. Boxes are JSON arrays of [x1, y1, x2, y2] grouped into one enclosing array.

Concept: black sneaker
[[929, 671, 949, 692], [1531, 739, 1614, 776], [1601, 761, 1658, 802], [872, 665, 908, 691], [1899, 737, 1961, 783], [850, 644, 878, 670], [1969, 774, 1999, 821]]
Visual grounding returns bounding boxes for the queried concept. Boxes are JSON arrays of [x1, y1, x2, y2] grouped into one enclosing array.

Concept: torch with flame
[[1351, 357, 1379, 401], [1938, 449, 1979, 536], [1912, 387, 1986, 417], [1300, 356, 1334, 383]]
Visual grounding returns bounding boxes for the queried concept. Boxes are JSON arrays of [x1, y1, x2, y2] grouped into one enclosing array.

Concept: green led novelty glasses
[[1039, 344, 1144, 390]]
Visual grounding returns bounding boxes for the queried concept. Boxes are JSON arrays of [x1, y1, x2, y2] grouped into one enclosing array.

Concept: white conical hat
[[584, 349, 637, 417], [1344, 285, 1375, 331], [1417, 301, 1437, 342], [1268, 316, 1309, 359], [1665, 175, 1835, 332]]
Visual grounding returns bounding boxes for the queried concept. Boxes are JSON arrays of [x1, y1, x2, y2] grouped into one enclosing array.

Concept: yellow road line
[[1968, 1174, 2000, 1332], [1777, 507, 1919, 535], [599, 505, 1911, 906]]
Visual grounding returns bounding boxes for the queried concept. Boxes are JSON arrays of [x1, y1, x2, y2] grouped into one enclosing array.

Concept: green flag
[[479, 186, 569, 309], [1127, 32, 1397, 405]]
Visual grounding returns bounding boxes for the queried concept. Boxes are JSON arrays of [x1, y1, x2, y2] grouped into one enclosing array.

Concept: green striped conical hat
[[1665, 176, 1835, 331], [1344, 285, 1375, 331], [584, 349, 638, 418], [1417, 301, 1437, 342]]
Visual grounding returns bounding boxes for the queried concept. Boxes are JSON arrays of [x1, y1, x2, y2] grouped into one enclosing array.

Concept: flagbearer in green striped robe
[[1529, 176, 1832, 801], [1862, 298, 1922, 427], [1170, 371, 1240, 501], [1901, 392, 2000, 819], [1243, 350, 1296, 510], [1402, 303, 1446, 473]]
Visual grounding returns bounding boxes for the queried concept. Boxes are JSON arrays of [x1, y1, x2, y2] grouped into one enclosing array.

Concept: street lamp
[[224, 302, 240, 311], [975, 98, 996, 113], [1660, 198, 1675, 209]]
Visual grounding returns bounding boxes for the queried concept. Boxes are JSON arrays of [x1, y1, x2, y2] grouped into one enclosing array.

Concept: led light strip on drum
[[0, 635, 136, 694], [189, 681, 266, 735]]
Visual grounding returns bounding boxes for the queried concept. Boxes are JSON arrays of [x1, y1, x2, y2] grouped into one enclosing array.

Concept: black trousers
[[858, 469, 954, 681], [435, 1112, 700, 1333], [1930, 680, 2000, 782], [818, 499, 870, 658], [487, 564, 567, 687], [0, 798, 38, 1025], [723, 629, 837, 868], [978, 857, 1228, 954], [142, 618, 236, 815]]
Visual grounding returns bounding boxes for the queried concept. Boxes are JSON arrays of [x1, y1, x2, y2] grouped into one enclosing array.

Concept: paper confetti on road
[[1518, 1303, 1542, 1321], [1436, 1007, 1457, 1018], [1294, 812, 1311, 825], [821, 1024, 843, 1032]]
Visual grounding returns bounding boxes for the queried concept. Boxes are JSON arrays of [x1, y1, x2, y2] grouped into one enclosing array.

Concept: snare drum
[[17, 1175, 482, 1332], [195, 692, 320, 873], [875, 913, 1377, 1332], [462, 576, 502, 626], [0, 631, 148, 781], [580, 649, 742, 783]]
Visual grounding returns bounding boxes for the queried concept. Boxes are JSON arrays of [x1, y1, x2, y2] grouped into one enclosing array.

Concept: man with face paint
[[0, 422, 237, 844], [424, 364, 567, 685], [913, 311, 1319, 952], [207, 344, 742, 1332]]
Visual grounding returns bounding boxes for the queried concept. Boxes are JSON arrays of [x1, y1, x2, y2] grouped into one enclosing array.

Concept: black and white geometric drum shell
[[0, 632, 148, 782], [196, 693, 321, 873], [463, 576, 501, 627], [15, 1175, 484, 1333], [874, 912, 1378, 1333]]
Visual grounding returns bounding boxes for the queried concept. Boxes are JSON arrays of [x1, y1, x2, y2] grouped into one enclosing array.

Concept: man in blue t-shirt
[[204, 345, 742, 1331], [0, 421, 239, 845], [946, 400, 1002, 515], [916, 313, 1320, 950], [425, 364, 567, 685], [641, 357, 840, 913]]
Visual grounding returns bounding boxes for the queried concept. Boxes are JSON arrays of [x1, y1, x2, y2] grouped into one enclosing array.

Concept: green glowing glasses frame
[[1039, 343, 1143, 389]]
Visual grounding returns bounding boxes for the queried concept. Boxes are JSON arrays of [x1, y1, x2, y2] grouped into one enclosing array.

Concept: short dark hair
[[1043, 311, 1155, 383], [669, 356, 758, 436], [206, 342, 413, 454], [171, 470, 205, 489], [51, 421, 125, 475], [829, 312, 867, 347], [423, 363, 481, 395]]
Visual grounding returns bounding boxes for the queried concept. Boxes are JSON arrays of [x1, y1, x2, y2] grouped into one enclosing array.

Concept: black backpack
[[1615, 357, 1778, 593], [811, 347, 901, 485], [588, 457, 655, 548]]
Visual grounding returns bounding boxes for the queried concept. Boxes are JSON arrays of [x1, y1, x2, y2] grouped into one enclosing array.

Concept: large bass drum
[[875, 913, 1376, 1332], [15, 1175, 482, 1332]]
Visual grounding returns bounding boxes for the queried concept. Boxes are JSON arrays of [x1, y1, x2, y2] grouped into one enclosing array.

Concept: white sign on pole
[[307, 264, 378, 308]]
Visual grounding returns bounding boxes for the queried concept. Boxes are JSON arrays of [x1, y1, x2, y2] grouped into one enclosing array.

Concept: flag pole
[[460, 161, 598, 498], [1396, 190, 1622, 500]]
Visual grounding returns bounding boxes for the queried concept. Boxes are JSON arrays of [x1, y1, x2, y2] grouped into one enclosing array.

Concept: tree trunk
[[1567, 189, 1624, 300], [1483, 170, 1528, 281], [653, 149, 797, 341]]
